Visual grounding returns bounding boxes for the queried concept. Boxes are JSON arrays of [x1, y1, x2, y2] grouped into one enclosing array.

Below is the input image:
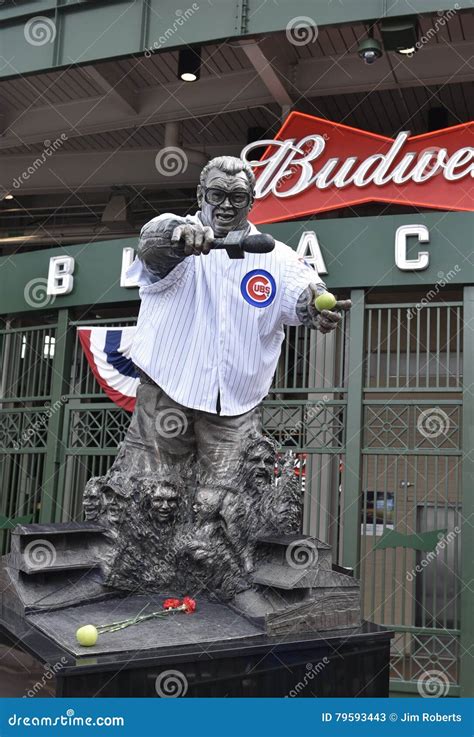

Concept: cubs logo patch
[[240, 270, 276, 308]]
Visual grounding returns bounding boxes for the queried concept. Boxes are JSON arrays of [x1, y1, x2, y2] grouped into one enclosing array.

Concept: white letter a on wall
[[296, 231, 328, 275]]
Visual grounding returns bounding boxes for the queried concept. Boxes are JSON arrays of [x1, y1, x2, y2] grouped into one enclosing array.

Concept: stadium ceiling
[[1, 0, 473, 79], [0, 6, 472, 245]]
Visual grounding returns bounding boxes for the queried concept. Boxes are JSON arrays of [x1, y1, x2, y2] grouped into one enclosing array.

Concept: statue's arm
[[137, 214, 189, 279]]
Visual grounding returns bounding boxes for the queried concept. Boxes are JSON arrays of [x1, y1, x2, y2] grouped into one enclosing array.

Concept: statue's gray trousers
[[111, 377, 262, 484]]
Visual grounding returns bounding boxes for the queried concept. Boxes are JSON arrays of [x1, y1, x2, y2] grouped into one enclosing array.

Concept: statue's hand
[[316, 301, 352, 333], [296, 284, 352, 333], [171, 222, 214, 256]]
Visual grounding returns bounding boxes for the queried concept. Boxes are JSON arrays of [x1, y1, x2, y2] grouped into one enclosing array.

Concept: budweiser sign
[[241, 113, 474, 224]]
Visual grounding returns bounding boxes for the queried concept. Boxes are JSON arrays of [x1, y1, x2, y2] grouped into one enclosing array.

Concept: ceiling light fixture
[[178, 46, 201, 82], [380, 16, 419, 55]]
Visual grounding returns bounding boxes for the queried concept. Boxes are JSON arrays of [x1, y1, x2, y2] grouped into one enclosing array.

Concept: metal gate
[[0, 290, 471, 695], [0, 321, 57, 552], [359, 300, 463, 696]]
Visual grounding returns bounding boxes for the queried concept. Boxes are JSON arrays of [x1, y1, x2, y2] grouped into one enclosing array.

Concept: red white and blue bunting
[[78, 327, 139, 412]]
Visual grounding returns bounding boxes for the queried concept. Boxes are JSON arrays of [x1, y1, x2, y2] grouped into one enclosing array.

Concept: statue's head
[[149, 481, 180, 524], [83, 477, 103, 520], [193, 486, 223, 521], [197, 156, 255, 237], [244, 436, 276, 492], [101, 484, 126, 525]]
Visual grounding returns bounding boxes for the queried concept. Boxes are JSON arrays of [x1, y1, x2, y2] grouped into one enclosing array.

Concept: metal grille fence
[[359, 301, 463, 696], [0, 292, 469, 695], [0, 322, 57, 553]]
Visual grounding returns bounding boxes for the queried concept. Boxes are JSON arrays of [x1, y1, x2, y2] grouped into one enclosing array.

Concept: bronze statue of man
[[111, 155, 351, 486]]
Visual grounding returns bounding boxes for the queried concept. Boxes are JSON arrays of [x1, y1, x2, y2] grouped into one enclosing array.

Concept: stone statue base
[[0, 587, 392, 697], [0, 511, 391, 698], [1, 522, 360, 638]]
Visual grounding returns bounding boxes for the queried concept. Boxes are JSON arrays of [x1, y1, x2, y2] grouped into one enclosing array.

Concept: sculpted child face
[[150, 483, 179, 524], [197, 167, 253, 238], [102, 486, 123, 524], [193, 488, 222, 521], [83, 487, 101, 519]]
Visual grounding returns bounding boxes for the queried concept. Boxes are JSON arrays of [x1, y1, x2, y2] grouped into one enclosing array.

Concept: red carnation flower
[[181, 596, 197, 614], [163, 598, 181, 610]]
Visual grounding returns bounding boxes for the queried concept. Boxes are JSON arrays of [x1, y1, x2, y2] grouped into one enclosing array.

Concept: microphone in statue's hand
[[212, 233, 275, 254]]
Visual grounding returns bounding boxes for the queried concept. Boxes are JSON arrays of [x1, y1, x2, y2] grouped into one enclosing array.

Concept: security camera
[[358, 37, 383, 64]]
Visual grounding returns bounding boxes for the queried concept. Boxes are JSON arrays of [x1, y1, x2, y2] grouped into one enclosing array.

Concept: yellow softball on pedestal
[[76, 624, 98, 647]]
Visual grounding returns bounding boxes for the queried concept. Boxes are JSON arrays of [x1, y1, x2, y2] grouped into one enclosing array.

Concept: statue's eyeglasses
[[204, 187, 251, 209]]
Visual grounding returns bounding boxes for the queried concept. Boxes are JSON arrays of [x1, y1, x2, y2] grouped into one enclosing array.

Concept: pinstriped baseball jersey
[[128, 213, 325, 416]]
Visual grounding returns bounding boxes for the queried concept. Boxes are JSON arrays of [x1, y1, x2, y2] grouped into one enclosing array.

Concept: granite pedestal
[[0, 595, 392, 698]]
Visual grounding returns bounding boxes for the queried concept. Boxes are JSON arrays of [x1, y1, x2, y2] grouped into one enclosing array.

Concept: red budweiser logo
[[242, 113, 474, 224]]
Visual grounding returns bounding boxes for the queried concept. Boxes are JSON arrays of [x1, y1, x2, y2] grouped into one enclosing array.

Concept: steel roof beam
[[1, 0, 473, 80], [238, 40, 292, 110]]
